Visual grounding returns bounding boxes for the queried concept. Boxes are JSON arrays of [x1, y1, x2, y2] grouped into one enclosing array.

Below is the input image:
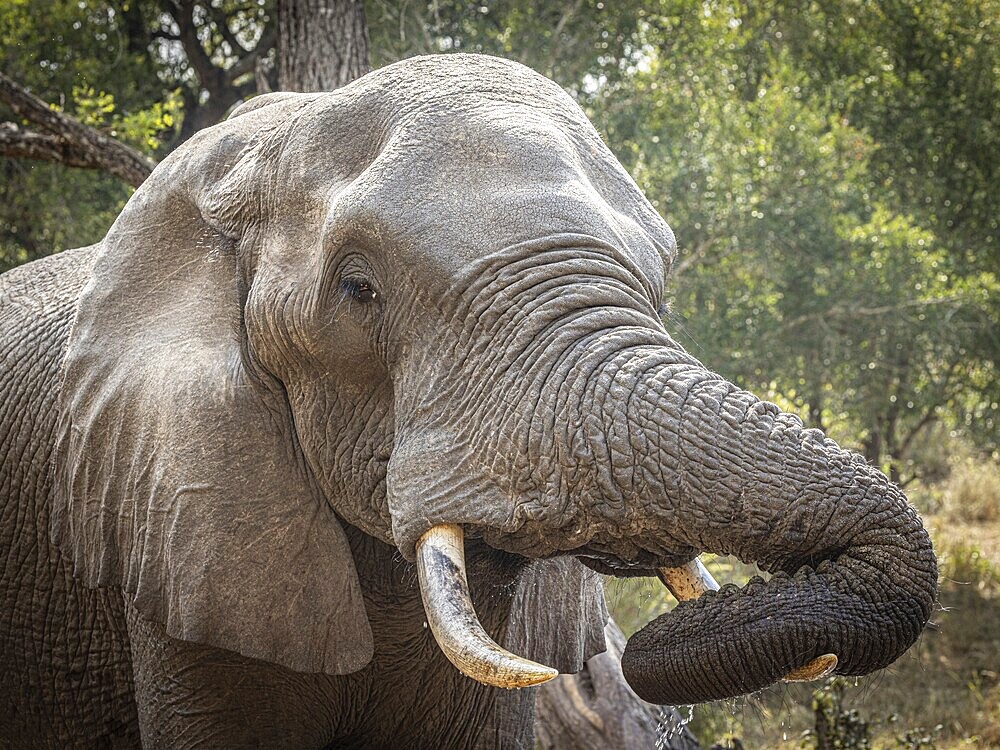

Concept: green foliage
[[941, 455, 1000, 524], [369, 0, 999, 470], [71, 85, 182, 151], [577, 1, 999, 472], [940, 539, 1000, 589], [0, 0, 177, 271], [368, 0, 650, 94], [798, 679, 947, 750], [2, 0, 996, 486], [4, 3, 995, 469]]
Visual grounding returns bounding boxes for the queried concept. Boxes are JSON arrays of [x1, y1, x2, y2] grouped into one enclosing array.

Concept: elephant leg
[[124, 600, 356, 749]]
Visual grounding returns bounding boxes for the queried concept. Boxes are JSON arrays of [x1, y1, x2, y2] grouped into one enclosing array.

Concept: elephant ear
[[505, 557, 608, 673], [51, 102, 373, 675]]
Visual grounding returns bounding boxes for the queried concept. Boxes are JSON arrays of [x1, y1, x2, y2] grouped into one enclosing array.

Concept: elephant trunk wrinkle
[[389, 252, 685, 559], [611, 361, 937, 705]]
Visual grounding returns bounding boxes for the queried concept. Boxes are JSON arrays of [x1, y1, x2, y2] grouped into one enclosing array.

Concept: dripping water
[[655, 704, 694, 749]]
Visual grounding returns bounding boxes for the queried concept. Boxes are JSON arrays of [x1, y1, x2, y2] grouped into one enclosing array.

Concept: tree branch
[[672, 236, 722, 280], [0, 124, 79, 163], [161, 0, 252, 142], [545, 0, 585, 77], [206, 1, 249, 55], [0, 74, 156, 187], [152, 28, 182, 41], [896, 359, 961, 460], [255, 55, 274, 93], [226, 29, 276, 83], [774, 295, 965, 335], [166, 0, 228, 97]]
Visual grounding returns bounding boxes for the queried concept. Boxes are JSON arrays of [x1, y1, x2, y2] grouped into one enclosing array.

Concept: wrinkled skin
[[0, 55, 936, 747]]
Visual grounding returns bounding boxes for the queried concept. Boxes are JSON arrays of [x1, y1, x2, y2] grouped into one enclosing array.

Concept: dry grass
[[938, 459, 1000, 525]]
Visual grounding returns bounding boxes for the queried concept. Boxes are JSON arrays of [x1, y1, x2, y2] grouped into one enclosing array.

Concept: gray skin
[[0, 54, 936, 748]]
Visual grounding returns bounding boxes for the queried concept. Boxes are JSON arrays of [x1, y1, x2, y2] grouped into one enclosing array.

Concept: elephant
[[0, 54, 937, 749]]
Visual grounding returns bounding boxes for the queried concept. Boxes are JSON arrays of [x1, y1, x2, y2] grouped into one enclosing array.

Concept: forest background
[[2, 1, 998, 746]]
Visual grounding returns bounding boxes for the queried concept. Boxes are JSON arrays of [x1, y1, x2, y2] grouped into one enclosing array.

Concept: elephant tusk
[[783, 653, 839, 682], [657, 558, 720, 599], [657, 559, 838, 684], [416, 523, 558, 689]]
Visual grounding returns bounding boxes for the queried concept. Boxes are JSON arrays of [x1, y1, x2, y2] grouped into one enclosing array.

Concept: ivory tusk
[[657, 559, 839, 684], [783, 653, 839, 682], [416, 523, 558, 689], [657, 558, 720, 599]]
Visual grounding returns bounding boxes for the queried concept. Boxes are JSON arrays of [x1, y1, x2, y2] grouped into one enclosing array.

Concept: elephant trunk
[[388, 252, 936, 702], [615, 360, 938, 705]]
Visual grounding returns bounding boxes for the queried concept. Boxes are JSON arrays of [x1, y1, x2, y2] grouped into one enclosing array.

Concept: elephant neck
[[340, 525, 535, 745]]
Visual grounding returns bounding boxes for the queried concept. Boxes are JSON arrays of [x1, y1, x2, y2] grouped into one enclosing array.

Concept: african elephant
[[0, 54, 937, 749]]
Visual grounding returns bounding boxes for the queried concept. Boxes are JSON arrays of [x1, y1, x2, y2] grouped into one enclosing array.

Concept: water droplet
[[654, 705, 696, 748]]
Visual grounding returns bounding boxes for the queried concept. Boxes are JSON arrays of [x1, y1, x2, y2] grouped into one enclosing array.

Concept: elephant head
[[51, 54, 937, 705]]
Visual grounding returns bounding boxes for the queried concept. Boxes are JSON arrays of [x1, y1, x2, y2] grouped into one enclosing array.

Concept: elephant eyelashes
[[340, 277, 378, 304]]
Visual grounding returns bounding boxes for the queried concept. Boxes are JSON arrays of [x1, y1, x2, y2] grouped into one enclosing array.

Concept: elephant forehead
[[274, 54, 596, 199], [345, 115, 597, 232], [323, 107, 668, 278], [233, 55, 675, 283]]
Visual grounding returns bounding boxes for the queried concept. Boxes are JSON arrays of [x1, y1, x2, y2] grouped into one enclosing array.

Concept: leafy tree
[[0, 0, 275, 271], [586, 2, 998, 476]]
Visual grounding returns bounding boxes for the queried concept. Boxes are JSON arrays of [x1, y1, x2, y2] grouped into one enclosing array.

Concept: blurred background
[[2, 1, 997, 747]]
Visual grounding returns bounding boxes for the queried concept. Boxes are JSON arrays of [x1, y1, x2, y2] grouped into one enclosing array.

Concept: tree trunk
[[863, 422, 882, 468], [277, 0, 370, 91]]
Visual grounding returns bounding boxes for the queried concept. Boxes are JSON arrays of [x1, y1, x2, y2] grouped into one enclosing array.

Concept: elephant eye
[[340, 277, 377, 304]]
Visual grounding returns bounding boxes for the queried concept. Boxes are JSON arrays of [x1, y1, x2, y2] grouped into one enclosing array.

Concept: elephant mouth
[[415, 523, 838, 695]]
